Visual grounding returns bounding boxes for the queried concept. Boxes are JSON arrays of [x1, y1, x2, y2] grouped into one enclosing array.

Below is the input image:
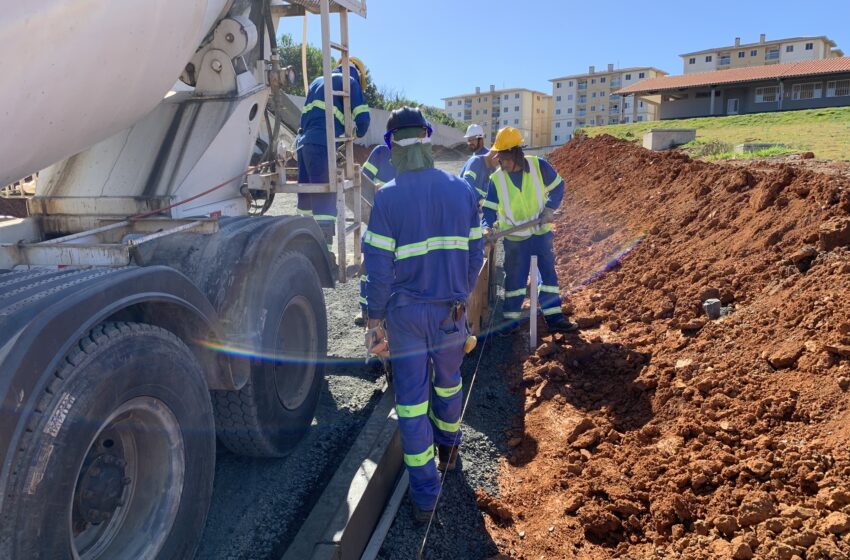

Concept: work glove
[[541, 207, 556, 224], [365, 321, 390, 359]]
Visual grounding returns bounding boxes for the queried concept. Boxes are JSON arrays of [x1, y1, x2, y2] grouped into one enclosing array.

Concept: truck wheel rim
[[70, 397, 185, 559], [274, 295, 318, 410]]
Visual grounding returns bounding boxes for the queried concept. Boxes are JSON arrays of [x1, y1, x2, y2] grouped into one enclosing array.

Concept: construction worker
[[297, 58, 371, 244], [481, 126, 578, 334], [363, 107, 484, 523], [460, 124, 490, 200], [356, 144, 396, 327]]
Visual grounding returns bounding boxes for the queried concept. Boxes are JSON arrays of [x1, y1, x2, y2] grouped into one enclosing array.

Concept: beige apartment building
[[550, 64, 667, 145], [442, 85, 552, 147], [681, 34, 843, 74]]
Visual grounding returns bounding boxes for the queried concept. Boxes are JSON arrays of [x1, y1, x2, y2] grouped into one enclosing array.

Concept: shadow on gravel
[[197, 360, 386, 560]]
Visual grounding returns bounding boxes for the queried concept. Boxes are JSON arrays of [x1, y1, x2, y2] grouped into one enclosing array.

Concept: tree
[[278, 34, 464, 130]]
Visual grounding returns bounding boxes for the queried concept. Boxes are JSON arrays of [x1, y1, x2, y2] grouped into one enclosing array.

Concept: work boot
[[410, 500, 434, 525], [547, 317, 579, 333], [354, 314, 366, 327], [437, 444, 459, 473]]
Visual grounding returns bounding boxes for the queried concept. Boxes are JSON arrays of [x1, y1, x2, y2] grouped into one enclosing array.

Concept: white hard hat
[[464, 124, 485, 139]]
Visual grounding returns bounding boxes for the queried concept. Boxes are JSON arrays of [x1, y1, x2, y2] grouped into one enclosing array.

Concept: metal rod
[[36, 220, 129, 245], [530, 255, 538, 350]]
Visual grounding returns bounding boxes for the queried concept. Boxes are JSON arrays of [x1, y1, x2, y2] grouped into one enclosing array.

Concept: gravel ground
[[198, 158, 517, 560]]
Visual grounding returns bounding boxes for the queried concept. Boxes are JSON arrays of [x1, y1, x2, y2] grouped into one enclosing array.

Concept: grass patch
[[579, 106, 850, 160]]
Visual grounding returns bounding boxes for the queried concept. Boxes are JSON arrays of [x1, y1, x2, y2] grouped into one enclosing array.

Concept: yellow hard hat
[[491, 126, 524, 152], [349, 57, 368, 90]]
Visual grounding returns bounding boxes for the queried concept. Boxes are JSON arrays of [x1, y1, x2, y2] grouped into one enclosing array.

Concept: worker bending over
[[356, 144, 396, 326], [459, 124, 490, 201], [482, 127, 577, 334], [364, 108, 484, 523], [297, 58, 370, 244]]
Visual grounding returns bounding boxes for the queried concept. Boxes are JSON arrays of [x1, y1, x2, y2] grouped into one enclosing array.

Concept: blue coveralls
[[364, 168, 484, 511], [297, 66, 370, 236], [460, 148, 491, 201], [359, 145, 397, 316], [482, 156, 566, 325]]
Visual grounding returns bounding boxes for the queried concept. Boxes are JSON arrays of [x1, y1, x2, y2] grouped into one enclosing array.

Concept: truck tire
[[214, 251, 327, 457], [0, 322, 215, 560]]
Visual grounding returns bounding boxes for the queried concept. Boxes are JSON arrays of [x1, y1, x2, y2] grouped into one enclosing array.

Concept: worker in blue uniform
[[459, 123, 490, 201], [481, 126, 578, 334], [297, 57, 371, 244], [356, 145, 396, 326], [363, 108, 484, 523]]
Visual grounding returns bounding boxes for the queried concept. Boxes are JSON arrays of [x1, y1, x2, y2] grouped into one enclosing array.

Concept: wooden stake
[[529, 255, 538, 350]]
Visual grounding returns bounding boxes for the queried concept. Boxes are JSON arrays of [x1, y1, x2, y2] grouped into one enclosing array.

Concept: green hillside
[[581, 106, 850, 161]]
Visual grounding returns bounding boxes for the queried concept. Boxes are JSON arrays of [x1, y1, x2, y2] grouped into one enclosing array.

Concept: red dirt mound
[[483, 135, 850, 559]]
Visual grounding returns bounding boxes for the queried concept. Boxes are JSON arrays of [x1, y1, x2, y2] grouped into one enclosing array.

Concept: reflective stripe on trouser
[[387, 302, 466, 511], [296, 142, 337, 228], [502, 232, 564, 323]]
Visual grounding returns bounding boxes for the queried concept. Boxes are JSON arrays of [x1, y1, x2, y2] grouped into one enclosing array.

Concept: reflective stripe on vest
[[491, 156, 552, 240]]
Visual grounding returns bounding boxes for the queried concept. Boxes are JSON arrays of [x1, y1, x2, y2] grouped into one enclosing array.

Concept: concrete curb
[[282, 388, 401, 560]]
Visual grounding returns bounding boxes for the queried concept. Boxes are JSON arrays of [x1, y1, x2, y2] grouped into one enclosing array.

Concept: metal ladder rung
[[329, 41, 348, 52], [345, 222, 361, 235], [331, 90, 351, 97]]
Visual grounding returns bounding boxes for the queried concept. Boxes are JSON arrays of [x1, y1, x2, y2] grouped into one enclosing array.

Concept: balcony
[[609, 108, 619, 114], [765, 50, 780, 60], [576, 110, 586, 117], [610, 80, 621, 88], [577, 83, 588, 90]]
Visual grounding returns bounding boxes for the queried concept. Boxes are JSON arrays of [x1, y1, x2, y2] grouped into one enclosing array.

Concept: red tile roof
[[619, 57, 850, 95]]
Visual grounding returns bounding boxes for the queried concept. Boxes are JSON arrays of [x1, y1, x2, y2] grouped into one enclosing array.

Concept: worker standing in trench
[[363, 107, 484, 523], [355, 144, 396, 327], [296, 58, 371, 245], [459, 124, 490, 201], [482, 126, 578, 335]]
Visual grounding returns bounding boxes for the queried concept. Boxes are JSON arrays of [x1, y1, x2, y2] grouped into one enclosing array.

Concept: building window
[[639, 72, 646, 79], [475, 110, 479, 115], [601, 77, 606, 83], [590, 105, 595, 111], [786, 45, 794, 53], [590, 119, 595, 125], [738, 51, 745, 58], [514, 106, 519, 111], [705, 55, 712, 62], [556, 95, 561, 102], [515, 93, 520, 99], [806, 42, 814, 50], [695, 92, 711, 99], [503, 119, 508, 125], [514, 119, 519, 124], [568, 94, 573, 100], [792, 82, 823, 100], [555, 135, 559, 142], [447, 101, 452, 106], [766, 48, 780, 60], [637, 115, 644, 122], [569, 81, 574, 87], [625, 73, 632, 80], [555, 122, 561, 128], [567, 108, 573, 113], [556, 109, 561, 115], [755, 86, 779, 103], [600, 91, 606, 97], [623, 117, 630, 123], [556, 82, 562, 89], [477, 97, 481, 102], [592, 92, 596, 98], [689, 58, 695, 64], [457, 112, 462, 118], [719, 55, 731, 66], [567, 121, 573, 127], [483, 109, 488, 114], [827, 80, 850, 97], [751, 50, 757, 57], [504, 94, 509, 100]]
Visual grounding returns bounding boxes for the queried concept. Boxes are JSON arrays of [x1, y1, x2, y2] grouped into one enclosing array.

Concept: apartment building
[[442, 85, 552, 147], [681, 34, 843, 74], [549, 64, 667, 145]]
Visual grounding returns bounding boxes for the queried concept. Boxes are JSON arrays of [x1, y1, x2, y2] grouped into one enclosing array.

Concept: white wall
[[683, 53, 717, 73], [551, 79, 577, 144], [779, 40, 826, 63]]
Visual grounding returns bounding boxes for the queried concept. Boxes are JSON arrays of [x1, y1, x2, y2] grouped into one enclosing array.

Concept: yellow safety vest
[[490, 156, 552, 241]]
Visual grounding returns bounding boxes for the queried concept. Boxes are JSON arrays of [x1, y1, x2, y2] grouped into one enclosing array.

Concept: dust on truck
[[0, 1, 365, 558]]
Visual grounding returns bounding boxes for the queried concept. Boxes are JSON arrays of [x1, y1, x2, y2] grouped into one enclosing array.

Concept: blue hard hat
[[384, 107, 432, 148]]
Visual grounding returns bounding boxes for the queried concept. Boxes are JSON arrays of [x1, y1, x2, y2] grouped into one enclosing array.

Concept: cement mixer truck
[[0, 1, 365, 557]]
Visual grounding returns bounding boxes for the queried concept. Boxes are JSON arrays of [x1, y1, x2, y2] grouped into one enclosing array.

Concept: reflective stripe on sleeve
[[469, 227, 483, 240], [363, 230, 397, 252], [363, 161, 378, 176], [394, 236, 469, 260], [352, 104, 370, 118]]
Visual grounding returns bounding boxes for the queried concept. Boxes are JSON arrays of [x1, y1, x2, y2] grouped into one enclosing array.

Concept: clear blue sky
[[278, 0, 850, 107]]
